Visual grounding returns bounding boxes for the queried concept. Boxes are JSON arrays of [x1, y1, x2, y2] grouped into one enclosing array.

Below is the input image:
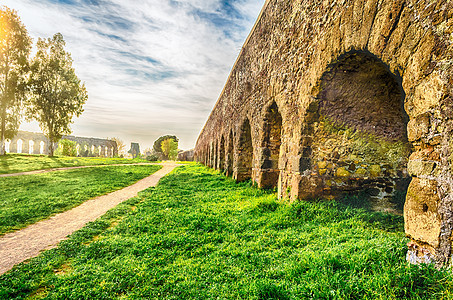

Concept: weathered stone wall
[[6, 131, 118, 157], [178, 149, 194, 161], [195, 0, 453, 266]]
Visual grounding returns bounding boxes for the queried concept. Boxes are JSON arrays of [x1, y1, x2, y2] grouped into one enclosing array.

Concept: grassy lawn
[[0, 165, 162, 235], [0, 153, 153, 174], [1, 164, 453, 299]]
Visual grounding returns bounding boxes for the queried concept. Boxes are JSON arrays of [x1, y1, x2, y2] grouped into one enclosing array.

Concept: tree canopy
[[28, 33, 87, 156], [161, 138, 178, 160], [0, 6, 31, 155], [153, 135, 178, 154]]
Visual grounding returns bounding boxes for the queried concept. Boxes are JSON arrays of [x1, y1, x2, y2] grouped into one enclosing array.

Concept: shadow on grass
[[336, 192, 405, 233], [0, 155, 10, 170]]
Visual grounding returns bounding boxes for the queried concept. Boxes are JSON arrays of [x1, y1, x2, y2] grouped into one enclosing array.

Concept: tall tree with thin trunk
[[0, 6, 31, 155], [28, 33, 87, 156]]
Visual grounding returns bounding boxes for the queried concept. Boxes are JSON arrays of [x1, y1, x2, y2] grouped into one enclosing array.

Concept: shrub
[[55, 139, 77, 157], [146, 154, 159, 161]]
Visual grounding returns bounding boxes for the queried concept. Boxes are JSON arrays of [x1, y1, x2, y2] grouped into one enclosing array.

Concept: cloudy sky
[[3, 0, 264, 150]]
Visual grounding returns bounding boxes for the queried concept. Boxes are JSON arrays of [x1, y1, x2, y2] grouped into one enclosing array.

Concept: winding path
[[0, 163, 179, 275]]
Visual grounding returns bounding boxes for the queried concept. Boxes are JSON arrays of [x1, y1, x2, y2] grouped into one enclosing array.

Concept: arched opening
[[312, 50, 410, 213], [17, 139, 23, 153], [219, 135, 225, 172], [208, 143, 213, 167], [98, 146, 102, 156], [40, 141, 45, 154], [29, 140, 34, 154], [260, 101, 283, 188], [226, 130, 234, 176], [235, 118, 253, 182], [5, 140, 10, 153], [214, 141, 218, 169]]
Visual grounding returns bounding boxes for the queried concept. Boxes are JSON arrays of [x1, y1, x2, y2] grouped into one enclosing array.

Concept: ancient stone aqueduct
[[6, 131, 118, 157], [195, 0, 453, 266]]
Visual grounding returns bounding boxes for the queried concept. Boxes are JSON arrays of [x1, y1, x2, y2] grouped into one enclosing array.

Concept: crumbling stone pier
[[195, 0, 453, 266]]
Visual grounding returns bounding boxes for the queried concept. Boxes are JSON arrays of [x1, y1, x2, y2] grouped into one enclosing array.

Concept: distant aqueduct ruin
[[195, 0, 453, 266], [5, 131, 118, 157]]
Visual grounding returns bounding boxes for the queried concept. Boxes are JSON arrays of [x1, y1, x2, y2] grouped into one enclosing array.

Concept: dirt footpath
[[0, 163, 179, 275]]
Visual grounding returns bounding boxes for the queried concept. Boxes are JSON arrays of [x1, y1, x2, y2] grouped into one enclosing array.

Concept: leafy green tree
[[153, 135, 178, 159], [28, 33, 87, 156], [55, 138, 77, 156], [0, 6, 32, 155], [161, 138, 178, 160]]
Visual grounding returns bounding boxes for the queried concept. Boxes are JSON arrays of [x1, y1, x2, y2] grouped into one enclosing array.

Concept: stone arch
[[234, 118, 254, 182], [17, 139, 23, 153], [258, 101, 283, 188], [29, 140, 34, 154], [293, 50, 412, 208], [214, 140, 219, 169], [39, 141, 45, 154], [5, 139, 10, 153], [207, 142, 212, 167], [203, 145, 207, 166], [219, 135, 226, 172], [226, 130, 234, 176]]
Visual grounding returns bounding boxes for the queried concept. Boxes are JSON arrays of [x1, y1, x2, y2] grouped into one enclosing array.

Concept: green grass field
[[0, 165, 162, 235], [0, 153, 152, 174], [1, 164, 452, 299]]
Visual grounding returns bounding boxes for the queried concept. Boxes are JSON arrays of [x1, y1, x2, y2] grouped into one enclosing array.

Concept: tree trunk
[[0, 108, 6, 156], [49, 141, 54, 157]]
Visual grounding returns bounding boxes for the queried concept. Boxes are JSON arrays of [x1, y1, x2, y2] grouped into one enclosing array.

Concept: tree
[[0, 6, 32, 155], [55, 138, 77, 156], [161, 138, 178, 160], [111, 137, 125, 157], [28, 33, 87, 156], [153, 135, 178, 159]]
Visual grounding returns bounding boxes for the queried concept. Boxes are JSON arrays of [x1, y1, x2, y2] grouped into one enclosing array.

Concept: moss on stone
[[355, 168, 368, 176], [369, 165, 381, 177], [336, 167, 351, 177], [314, 116, 411, 168]]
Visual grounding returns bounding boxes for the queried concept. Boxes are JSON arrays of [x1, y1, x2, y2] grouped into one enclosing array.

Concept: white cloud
[[3, 0, 265, 150]]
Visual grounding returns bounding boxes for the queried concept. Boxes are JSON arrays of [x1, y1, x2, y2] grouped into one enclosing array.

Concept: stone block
[[410, 74, 445, 118], [369, 165, 381, 177], [355, 168, 368, 177], [407, 113, 430, 142], [404, 178, 441, 248], [292, 174, 324, 200], [317, 161, 328, 169], [336, 167, 351, 177], [256, 169, 280, 189], [407, 160, 436, 177]]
